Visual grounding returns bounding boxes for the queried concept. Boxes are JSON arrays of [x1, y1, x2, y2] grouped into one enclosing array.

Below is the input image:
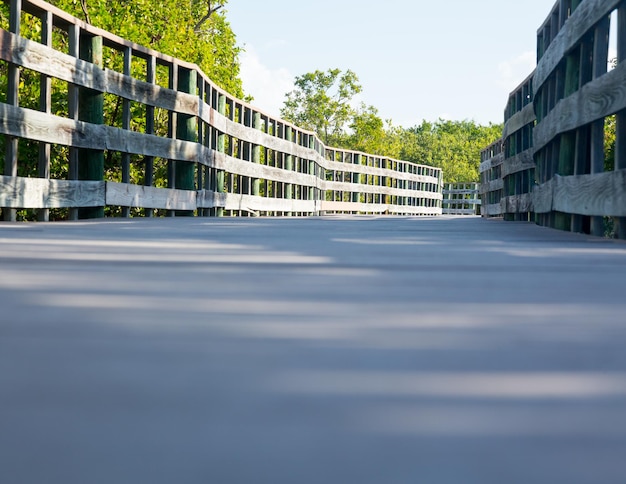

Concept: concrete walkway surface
[[1, 216, 625, 483]]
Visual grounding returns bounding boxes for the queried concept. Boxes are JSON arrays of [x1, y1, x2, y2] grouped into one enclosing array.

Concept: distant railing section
[[479, 139, 504, 217], [442, 183, 480, 215], [0, 0, 442, 221], [480, 0, 626, 238], [501, 72, 536, 222]]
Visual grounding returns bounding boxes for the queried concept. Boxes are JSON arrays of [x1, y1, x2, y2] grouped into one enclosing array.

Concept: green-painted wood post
[[252, 112, 262, 197], [175, 67, 197, 216], [37, 9, 52, 222], [352, 154, 361, 204], [68, 25, 79, 220], [121, 46, 132, 218], [144, 55, 156, 217], [3, 0, 20, 221], [216, 94, 226, 217], [166, 65, 178, 217], [615, 5, 626, 239], [285, 126, 294, 215], [78, 32, 105, 219]]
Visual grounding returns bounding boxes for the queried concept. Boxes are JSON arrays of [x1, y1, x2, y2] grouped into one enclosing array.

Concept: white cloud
[[497, 51, 536, 91], [239, 45, 294, 117]]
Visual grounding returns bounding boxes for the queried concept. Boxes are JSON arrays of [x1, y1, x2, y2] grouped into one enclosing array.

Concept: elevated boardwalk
[[1, 216, 626, 483]]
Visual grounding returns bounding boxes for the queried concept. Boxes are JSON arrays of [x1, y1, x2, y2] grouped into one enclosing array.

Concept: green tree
[[400, 119, 502, 183], [281, 68, 361, 145]]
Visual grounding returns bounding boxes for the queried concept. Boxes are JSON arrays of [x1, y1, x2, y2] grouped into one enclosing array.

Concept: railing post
[[3, 0, 21, 222], [252, 112, 262, 197], [216, 94, 226, 217], [285, 126, 293, 216], [78, 32, 105, 219], [616, 5, 626, 239], [37, 9, 52, 222], [121, 46, 132, 218], [68, 25, 79, 220], [144, 55, 156, 217], [175, 66, 197, 216]]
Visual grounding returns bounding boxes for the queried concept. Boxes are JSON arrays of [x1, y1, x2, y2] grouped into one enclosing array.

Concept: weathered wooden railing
[[501, 72, 536, 222], [533, 0, 626, 238], [479, 139, 504, 217], [480, 0, 626, 238], [442, 183, 480, 215], [0, 0, 442, 222]]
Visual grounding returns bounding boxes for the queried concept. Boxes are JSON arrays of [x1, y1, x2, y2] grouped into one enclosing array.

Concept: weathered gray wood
[[0, 30, 199, 117], [534, 0, 621, 92], [502, 102, 536, 141], [37, 8, 52, 222], [551, 170, 626, 217], [534, 61, 626, 152], [0, 0, 443, 221], [483, 203, 504, 217], [443, 208, 477, 215], [502, 193, 533, 214], [3, 0, 21, 222], [532, 178, 554, 214], [480, 179, 504, 194], [502, 149, 536, 178], [106, 182, 197, 211], [0, 174, 104, 208], [479, 153, 505, 174]]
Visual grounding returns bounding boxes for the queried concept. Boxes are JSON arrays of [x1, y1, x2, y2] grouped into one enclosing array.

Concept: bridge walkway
[[1, 216, 625, 483]]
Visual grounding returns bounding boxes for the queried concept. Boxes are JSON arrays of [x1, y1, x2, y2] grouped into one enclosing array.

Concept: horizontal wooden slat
[[534, 62, 626, 152], [503, 103, 536, 140], [0, 30, 198, 116], [502, 149, 536, 178], [551, 170, 626, 217], [319, 201, 441, 216], [480, 179, 504, 194], [479, 152, 505, 173], [443, 209, 477, 215], [502, 193, 533, 214], [0, 175, 104, 208], [534, 0, 620, 92], [530, 169, 626, 217], [483, 203, 504, 217], [106, 182, 196, 211]]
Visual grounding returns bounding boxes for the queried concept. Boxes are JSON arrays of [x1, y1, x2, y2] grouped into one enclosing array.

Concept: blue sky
[[225, 0, 557, 127]]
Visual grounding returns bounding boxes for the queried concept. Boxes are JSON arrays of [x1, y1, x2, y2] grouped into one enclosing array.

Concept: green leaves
[[281, 68, 362, 145]]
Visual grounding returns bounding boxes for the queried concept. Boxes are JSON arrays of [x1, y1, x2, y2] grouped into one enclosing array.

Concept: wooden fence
[[0, 0, 442, 222], [481, 0, 626, 239], [479, 139, 504, 217], [442, 183, 480, 215]]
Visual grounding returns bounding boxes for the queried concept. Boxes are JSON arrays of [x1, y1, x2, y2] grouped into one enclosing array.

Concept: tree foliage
[[281, 68, 362, 145], [281, 69, 502, 183], [400, 120, 502, 183]]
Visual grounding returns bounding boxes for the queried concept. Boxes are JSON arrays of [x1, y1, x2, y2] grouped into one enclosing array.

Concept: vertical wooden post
[[78, 32, 105, 219], [216, 94, 226, 217], [68, 25, 80, 220], [308, 135, 316, 212], [589, 17, 610, 236], [175, 66, 197, 216], [252, 112, 262, 197], [615, 5, 626, 238], [121, 46, 132, 218], [3, 0, 21, 222], [285, 126, 293, 215], [37, 9, 52, 222], [352, 154, 361, 204], [143, 56, 156, 217], [166, 64, 178, 217]]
